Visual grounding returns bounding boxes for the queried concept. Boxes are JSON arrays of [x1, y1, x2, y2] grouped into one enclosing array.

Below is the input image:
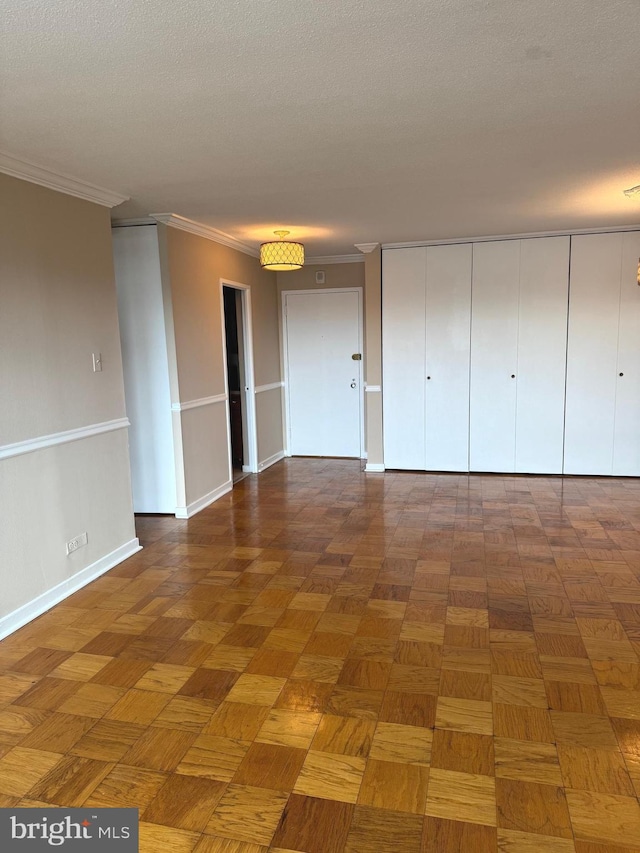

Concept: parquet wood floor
[[2, 459, 640, 851]]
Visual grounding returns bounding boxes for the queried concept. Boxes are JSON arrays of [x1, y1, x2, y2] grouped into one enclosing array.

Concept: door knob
[[427, 376, 431, 380], [511, 374, 516, 378], [350, 382, 357, 388], [619, 372, 624, 377]]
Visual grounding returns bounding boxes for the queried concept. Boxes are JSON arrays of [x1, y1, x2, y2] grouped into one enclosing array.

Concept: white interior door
[[564, 233, 622, 474], [284, 289, 362, 457], [382, 248, 427, 469], [515, 236, 570, 474], [613, 232, 640, 475], [470, 240, 520, 472], [425, 243, 472, 471]]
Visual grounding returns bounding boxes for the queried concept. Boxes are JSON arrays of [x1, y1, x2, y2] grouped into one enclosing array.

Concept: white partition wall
[[383, 244, 471, 471], [113, 225, 177, 513], [565, 232, 640, 475]]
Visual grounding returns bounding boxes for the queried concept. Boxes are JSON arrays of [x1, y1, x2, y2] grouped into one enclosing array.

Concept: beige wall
[[0, 176, 128, 443], [162, 227, 281, 397], [276, 261, 365, 297], [158, 225, 284, 508], [256, 389, 284, 466], [180, 405, 231, 505], [363, 247, 384, 468], [0, 173, 137, 630]]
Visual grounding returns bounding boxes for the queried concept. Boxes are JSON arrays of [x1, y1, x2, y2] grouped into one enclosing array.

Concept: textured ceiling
[[1, 0, 640, 255]]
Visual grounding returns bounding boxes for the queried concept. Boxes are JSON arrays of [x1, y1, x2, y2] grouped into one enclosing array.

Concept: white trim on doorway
[[220, 279, 259, 476]]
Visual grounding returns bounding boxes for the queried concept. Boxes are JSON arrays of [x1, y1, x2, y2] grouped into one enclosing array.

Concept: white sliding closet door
[[470, 237, 569, 474], [614, 232, 640, 475], [425, 244, 472, 471], [383, 246, 471, 471], [470, 240, 520, 472], [565, 233, 626, 475], [516, 237, 570, 473], [383, 248, 426, 469], [565, 232, 640, 475]]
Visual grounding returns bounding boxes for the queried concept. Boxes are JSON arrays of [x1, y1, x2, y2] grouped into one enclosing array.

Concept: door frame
[[220, 279, 259, 476], [281, 287, 365, 459]]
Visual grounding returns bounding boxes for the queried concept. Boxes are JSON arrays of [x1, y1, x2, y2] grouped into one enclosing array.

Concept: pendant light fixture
[[260, 230, 304, 271]]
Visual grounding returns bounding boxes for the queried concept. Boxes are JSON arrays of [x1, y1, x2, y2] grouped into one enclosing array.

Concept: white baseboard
[[0, 538, 142, 641], [365, 463, 385, 472], [175, 479, 233, 519], [258, 450, 285, 472], [242, 465, 253, 473]]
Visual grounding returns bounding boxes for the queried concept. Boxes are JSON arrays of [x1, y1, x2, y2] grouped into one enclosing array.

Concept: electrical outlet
[[66, 531, 88, 555], [92, 353, 102, 372]]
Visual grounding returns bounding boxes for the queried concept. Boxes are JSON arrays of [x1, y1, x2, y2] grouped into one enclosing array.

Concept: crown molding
[[151, 213, 259, 257], [305, 254, 364, 265], [0, 150, 129, 208], [382, 223, 640, 250], [111, 217, 156, 227], [355, 242, 380, 253]]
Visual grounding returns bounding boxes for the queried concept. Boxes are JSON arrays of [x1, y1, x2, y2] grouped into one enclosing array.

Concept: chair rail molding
[[255, 382, 284, 394], [0, 418, 130, 461], [171, 393, 228, 412]]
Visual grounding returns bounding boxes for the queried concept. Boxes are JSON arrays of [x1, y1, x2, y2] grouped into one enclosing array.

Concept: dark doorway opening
[[223, 286, 245, 477]]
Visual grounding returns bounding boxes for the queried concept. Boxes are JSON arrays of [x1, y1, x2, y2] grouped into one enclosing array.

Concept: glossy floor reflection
[[1, 460, 640, 852]]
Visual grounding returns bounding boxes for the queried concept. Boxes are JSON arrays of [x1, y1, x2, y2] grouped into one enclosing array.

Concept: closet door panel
[[425, 243, 472, 471], [515, 236, 570, 474], [470, 240, 520, 472], [564, 233, 622, 474], [382, 248, 427, 469], [613, 232, 640, 475]]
